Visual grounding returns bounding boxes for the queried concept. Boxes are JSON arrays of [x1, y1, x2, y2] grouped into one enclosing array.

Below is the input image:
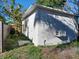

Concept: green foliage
[[0, 45, 42, 59], [56, 39, 79, 50], [4, 31, 32, 51], [3, 0, 7, 2], [36, 0, 65, 8], [1, 55, 17, 59], [5, 34, 19, 51], [27, 45, 42, 59], [10, 5, 14, 10], [70, 39, 79, 47], [0, 16, 5, 21], [0, 0, 23, 32], [0, 46, 28, 59], [0, 42, 78, 59], [11, 0, 15, 5]]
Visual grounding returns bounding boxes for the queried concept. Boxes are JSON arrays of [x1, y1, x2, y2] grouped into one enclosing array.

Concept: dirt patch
[[41, 47, 79, 59]]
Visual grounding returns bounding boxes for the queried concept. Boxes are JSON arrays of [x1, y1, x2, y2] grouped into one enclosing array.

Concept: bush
[[18, 33, 32, 42], [5, 34, 19, 51], [4, 31, 32, 51]]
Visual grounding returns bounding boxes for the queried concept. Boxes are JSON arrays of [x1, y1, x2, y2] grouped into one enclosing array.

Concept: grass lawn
[[0, 40, 79, 59]]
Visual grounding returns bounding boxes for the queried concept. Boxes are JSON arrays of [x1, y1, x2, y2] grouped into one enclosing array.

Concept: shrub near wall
[[5, 34, 19, 51], [4, 30, 32, 51]]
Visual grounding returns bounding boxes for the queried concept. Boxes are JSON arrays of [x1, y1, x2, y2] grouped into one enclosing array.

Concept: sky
[[64, 0, 78, 14], [1, 0, 79, 23], [16, 0, 78, 14], [0, 0, 36, 22], [16, 0, 36, 9]]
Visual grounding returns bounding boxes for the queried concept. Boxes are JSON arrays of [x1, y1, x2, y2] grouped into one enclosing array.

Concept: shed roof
[[22, 4, 75, 20]]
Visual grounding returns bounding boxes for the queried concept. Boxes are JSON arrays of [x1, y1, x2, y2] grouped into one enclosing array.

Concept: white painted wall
[[27, 12, 36, 40], [22, 12, 37, 40], [22, 9, 78, 46], [37, 22, 62, 46]]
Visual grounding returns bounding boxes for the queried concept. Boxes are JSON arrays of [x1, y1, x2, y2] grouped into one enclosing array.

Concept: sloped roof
[[22, 4, 75, 20]]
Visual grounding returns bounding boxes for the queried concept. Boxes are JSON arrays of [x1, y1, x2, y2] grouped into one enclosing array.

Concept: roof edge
[[22, 4, 75, 20]]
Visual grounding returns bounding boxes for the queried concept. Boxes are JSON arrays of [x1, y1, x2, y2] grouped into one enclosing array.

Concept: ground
[[0, 42, 79, 59]]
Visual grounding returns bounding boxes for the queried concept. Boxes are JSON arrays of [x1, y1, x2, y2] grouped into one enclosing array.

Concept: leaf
[[18, 4, 22, 8], [73, 0, 77, 4], [10, 5, 14, 10], [36, 0, 65, 8], [3, 0, 7, 2], [11, 0, 15, 4]]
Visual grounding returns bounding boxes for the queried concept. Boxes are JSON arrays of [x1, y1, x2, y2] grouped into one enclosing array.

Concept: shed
[[22, 4, 78, 46]]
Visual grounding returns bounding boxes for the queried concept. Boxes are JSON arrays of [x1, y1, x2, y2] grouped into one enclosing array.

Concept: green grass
[[56, 39, 79, 48], [27, 45, 42, 59], [0, 40, 79, 59], [0, 46, 28, 59], [0, 45, 42, 59]]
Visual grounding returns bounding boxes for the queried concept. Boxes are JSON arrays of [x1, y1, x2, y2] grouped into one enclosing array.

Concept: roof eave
[[22, 4, 75, 21]]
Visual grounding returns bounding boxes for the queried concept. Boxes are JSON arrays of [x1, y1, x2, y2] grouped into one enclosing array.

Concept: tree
[[36, 0, 66, 9], [64, 0, 79, 38], [0, 0, 25, 51], [64, 0, 79, 24], [64, 0, 78, 14], [0, 0, 23, 32]]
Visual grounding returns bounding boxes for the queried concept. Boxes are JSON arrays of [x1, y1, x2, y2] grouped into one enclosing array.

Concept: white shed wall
[[22, 9, 78, 46]]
